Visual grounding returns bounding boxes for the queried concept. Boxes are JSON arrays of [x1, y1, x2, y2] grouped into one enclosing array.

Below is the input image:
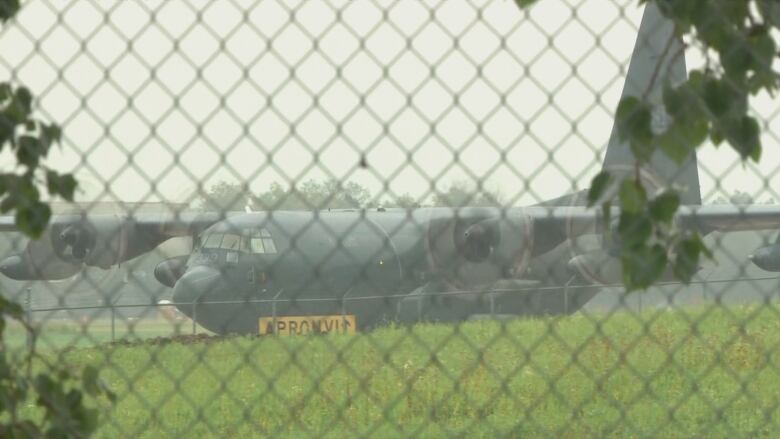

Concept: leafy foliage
[[0, 83, 76, 239], [0, 0, 113, 437], [430, 181, 504, 207], [256, 179, 373, 210], [198, 179, 375, 211], [540, 0, 780, 290], [197, 179, 501, 211], [384, 192, 419, 208], [0, 298, 115, 438], [196, 181, 250, 211]]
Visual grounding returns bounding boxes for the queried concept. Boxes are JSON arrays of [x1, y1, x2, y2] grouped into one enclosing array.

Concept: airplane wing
[[0, 209, 233, 280], [525, 204, 780, 237], [0, 210, 228, 235], [5, 204, 780, 251], [132, 211, 232, 238], [677, 205, 780, 233]]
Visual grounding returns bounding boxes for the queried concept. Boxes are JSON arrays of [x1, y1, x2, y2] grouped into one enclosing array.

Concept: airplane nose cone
[[172, 265, 223, 317], [0, 255, 25, 280]]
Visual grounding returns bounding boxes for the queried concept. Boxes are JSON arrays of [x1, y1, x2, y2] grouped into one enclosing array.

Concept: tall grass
[[20, 305, 780, 438]]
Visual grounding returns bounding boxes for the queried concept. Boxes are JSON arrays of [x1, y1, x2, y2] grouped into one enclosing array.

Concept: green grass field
[[4, 316, 211, 349], [12, 305, 780, 438]]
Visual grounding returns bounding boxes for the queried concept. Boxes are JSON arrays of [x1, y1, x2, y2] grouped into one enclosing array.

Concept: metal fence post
[[25, 287, 32, 350], [192, 300, 197, 335], [564, 276, 575, 315], [111, 305, 115, 342]]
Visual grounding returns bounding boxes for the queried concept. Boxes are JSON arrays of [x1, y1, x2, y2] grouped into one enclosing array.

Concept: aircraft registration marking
[[258, 315, 356, 335]]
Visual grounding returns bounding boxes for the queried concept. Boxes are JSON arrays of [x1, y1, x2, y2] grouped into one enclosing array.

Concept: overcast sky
[[0, 0, 778, 207]]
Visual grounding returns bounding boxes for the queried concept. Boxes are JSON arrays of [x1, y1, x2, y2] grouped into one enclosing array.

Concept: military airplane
[[2, 3, 780, 335]]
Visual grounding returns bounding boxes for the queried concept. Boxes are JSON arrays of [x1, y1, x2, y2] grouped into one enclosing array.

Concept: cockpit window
[[249, 228, 278, 254], [250, 238, 265, 253], [220, 234, 242, 250], [203, 233, 223, 249], [262, 237, 277, 253], [201, 229, 277, 254]]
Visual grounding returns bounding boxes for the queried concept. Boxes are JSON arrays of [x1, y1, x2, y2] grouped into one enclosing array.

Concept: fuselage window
[[220, 234, 242, 251], [203, 233, 223, 249]]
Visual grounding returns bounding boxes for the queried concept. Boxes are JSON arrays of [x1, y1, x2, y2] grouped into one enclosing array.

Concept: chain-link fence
[[3, 0, 780, 437]]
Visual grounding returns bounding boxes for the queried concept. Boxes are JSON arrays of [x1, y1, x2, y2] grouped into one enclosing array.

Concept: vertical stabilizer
[[603, 2, 701, 205]]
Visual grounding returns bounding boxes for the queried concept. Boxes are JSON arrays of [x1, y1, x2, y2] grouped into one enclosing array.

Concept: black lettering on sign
[[258, 315, 357, 335]]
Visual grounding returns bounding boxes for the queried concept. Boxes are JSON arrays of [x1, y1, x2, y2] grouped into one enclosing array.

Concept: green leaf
[[0, 113, 13, 148], [0, 82, 10, 101], [0, 295, 24, 319], [663, 83, 705, 122], [0, 0, 20, 23], [616, 97, 654, 161], [618, 179, 646, 214], [622, 244, 667, 291], [3, 85, 32, 124], [16, 176, 40, 202], [703, 77, 747, 120], [658, 118, 708, 163], [746, 31, 777, 93], [721, 36, 753, 81], [16, 135, 42, 167], [710, 126, 725, 146], [42, 123, 62, 145], [15, 201, 51, 239], [759, 0, 780, 27], [46, 172, 77, 201], [673, 233, 710, 282], [649, 190, 680, 224], [587, 171, 612, 206], [0, 194, 16, 213], [14, 86, 31, 114], [722, 115, 761, 161], [617, 211, 652, 248]]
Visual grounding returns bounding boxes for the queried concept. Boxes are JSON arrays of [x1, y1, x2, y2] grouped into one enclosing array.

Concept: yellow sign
[[258, 315, 357, 335]]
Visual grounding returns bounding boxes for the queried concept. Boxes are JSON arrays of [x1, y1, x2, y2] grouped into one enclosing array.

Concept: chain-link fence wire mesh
[[3, 0, 780, 436]]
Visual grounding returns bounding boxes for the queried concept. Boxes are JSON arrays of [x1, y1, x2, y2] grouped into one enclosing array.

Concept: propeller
[[425, 208, 533, 290]]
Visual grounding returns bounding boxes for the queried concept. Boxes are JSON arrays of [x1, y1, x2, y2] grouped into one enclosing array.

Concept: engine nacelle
[[0, 253, 80, 281], [750, 244, 780, 272], [0, 217, 173, 281], [154, 256, 189, 288], [568, 250, 623, 286], [426, 208, 533, 289]]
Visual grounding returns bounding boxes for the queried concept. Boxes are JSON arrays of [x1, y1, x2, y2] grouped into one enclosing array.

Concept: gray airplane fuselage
[[171, 208, 595, 334]]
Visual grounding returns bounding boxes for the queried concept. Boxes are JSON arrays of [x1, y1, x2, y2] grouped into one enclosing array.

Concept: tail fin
[[602, 2, 701, 205]]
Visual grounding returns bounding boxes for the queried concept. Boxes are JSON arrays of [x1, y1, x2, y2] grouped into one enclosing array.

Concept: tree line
[[195, 179, 505, 211]]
